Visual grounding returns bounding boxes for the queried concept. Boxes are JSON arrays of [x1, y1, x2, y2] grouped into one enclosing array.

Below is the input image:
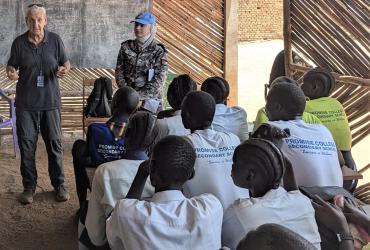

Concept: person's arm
[[115, 45, 127, 88], [7, 40, 19, 80], [139, 46, 168, 100], [56, 35, 70, 79], [238, 109, 249, 142], [85, 167, 109, 246], [57, 60, 70, 78], [283, 157, 298, 191], [125, 160, 150, 199], [312, 195, 354, 250], [343, 199, 370, 234]]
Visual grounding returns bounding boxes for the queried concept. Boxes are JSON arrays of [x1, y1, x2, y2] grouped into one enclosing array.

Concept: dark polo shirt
[[7, 29, 68, 111]]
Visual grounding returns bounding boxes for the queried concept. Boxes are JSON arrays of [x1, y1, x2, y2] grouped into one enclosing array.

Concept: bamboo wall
[[153, 0, 225, 84], [284, 0, 370, 148]]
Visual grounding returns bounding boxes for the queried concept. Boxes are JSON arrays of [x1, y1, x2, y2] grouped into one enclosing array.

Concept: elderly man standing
[[115, 11, 168, 113], [6, 4, 70, 204]]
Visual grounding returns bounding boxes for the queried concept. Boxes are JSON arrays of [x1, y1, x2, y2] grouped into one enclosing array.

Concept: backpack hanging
[[84, 77, 113, 117]]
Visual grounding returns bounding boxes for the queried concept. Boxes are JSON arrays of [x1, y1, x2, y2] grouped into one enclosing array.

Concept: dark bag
[[299, 186, 356, 203], [85, 77, 113, 117]]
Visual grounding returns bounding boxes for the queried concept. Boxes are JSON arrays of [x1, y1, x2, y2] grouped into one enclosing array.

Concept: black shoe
[[55, 185, 70, 202], [18, 189, 35, 204]]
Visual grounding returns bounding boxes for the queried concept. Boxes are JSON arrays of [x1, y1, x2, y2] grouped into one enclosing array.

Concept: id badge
[[148, 68, 154, 81], [37, 74, 44, 88]]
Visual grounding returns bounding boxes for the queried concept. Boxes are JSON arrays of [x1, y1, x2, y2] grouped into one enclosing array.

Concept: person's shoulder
[[98, 159, 142, 178], [12, 32, 28, 44], [151, 41, 167, 53], [189, 193, 223, 214], [46, 30, 63, 41], [120, 39, 135, 49]]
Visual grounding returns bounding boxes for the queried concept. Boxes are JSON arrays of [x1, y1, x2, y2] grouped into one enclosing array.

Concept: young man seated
[[79, 111, 160, 248], [106, 135, 223, 250], [72, 86, 140, 212], [301, 68, 356, 190], [181, 91, 248, 210], [157, 74, 197, 136], [222, 132, 321, 249], [201, 76, 249, 141], [253, 76, 321, 132], [236, 224, 317, 250], [265, 82, 342, 187]]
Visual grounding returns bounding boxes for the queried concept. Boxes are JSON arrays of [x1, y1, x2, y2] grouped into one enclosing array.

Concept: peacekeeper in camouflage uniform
[[115, 12, 168, 113]]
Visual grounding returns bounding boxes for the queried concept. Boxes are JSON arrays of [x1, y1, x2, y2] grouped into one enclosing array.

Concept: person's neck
[[155, 185, 182, 193], [111, 113, 129, 123], [28, 30, 45, 46], [190, 125, 210, 133]]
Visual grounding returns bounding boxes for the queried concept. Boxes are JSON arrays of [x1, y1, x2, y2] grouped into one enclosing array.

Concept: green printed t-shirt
[[305, 97, 351, 151], [253, 107, 322, 132]]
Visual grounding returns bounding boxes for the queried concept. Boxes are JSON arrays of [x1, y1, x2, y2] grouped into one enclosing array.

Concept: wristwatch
[[336, 233, 354, 242]]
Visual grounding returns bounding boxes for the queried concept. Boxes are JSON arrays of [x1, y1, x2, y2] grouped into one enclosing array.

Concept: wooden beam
[[283, 0, 293, 78], [224, 0, 238, 106]]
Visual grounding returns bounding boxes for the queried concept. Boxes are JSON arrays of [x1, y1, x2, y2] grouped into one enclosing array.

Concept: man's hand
[[311, 195, 349, 231], [6, 66, 19, 80], [343, 199, 370, 234], [56, 66, 67, 78]]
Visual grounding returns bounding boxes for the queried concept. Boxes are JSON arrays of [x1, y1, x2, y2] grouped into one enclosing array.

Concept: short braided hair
[[153, 135, 196, 183], [167, 74, 197, 110], [237, 223, 317, 250], [234, 138, 286, 189], [201, 76, 230, 104], [267, 82, 306, 117], [302, 67, 336, 99], [124, 111, 158, 151], [181, 91, 216, 130]]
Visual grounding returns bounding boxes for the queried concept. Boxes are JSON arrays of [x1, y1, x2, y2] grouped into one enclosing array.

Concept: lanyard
[[31, 45, 44, 75]]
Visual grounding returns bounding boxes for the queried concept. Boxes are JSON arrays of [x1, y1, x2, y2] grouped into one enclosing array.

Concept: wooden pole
[[283, 0, 293, 78], [224, 0, 238, 106]]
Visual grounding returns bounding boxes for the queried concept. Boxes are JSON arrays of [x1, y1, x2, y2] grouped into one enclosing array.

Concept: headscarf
[[136, 24, 157, 50]]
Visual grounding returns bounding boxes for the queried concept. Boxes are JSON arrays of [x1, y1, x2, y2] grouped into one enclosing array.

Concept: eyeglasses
[[28, 3, 44, 8]]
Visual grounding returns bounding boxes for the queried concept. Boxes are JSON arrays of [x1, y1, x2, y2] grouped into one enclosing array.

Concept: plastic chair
[[0, 89, 19, 158]]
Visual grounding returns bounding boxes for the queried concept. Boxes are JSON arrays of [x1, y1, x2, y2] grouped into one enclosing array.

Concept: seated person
[[80, 111, 160, 248], [181, 91, 248, 210], [253, 76, 321, 132], [301, 68, 356, 190], [106, 135, 223, 250], [157, 74, 197, 136], [201, 76, 249, 141], [266, 82, 343, 187], [236, 223, 317, 250], [222, 134, 321, 249], [72, 86, 140, 211]]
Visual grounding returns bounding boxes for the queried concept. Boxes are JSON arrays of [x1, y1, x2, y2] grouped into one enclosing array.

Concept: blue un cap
[[132, 11, 156, 25]]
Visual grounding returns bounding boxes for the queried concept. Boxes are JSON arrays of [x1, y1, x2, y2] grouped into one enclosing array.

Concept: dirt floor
[[0, 40, 368, 250], [0, 136, 79, 250]]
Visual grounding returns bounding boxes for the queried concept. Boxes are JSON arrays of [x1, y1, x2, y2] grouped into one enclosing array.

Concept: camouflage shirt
[[115, 40, 168, 101]]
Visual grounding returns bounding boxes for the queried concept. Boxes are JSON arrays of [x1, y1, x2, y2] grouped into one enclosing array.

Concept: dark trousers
[[16, 109, 65, 191], [72, 140, 96, 208], [342, 150, 357, 192]]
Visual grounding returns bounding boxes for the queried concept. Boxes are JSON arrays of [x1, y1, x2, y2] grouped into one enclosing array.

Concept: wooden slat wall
[[284, 0, 370, 147], [153, 0, 225, 84]]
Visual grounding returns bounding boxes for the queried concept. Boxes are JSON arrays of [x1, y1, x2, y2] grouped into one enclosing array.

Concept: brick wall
[[239, 0, 283, 41]]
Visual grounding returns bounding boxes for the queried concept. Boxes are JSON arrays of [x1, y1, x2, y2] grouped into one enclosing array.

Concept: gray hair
[[26, 5, 47, 19]]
